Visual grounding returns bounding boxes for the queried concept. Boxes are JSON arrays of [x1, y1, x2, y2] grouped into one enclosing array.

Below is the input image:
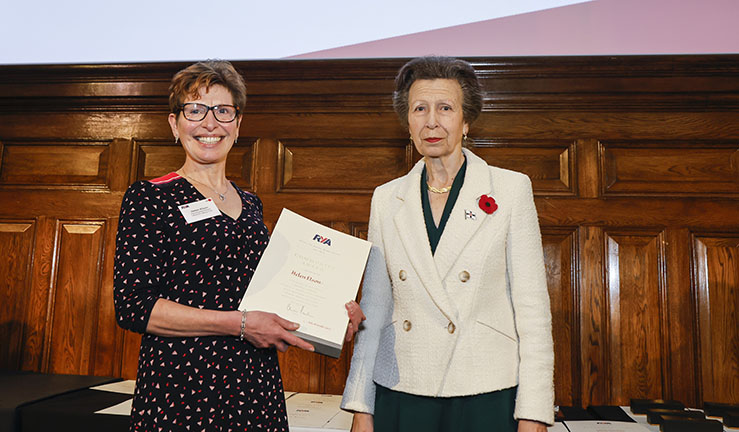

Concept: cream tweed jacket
[[341, 148, 555, 425]]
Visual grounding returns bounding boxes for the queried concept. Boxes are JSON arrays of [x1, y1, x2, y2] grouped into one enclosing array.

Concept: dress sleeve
[[506, 174, 555, 425], [113, 181, 167, 334]]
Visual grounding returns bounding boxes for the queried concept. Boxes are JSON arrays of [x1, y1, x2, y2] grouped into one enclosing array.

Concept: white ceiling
[[0, 0, 591, 64]]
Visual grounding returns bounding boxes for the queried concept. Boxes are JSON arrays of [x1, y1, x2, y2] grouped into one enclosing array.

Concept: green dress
[[373, 158, 519, 432]]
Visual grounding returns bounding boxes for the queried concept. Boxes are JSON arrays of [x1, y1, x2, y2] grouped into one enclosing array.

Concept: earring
[[174, 136, 179, 144], [234, 137, 238, 144], [409, 135, 413, 146]]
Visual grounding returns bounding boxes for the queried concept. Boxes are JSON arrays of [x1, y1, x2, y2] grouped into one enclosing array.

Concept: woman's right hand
[[351, 412, 373, 432], [242, 311, 315, 352]]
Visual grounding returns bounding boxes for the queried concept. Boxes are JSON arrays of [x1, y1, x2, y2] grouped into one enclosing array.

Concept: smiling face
[[408, 78, 468, 159], [168, 84, 241, 166]]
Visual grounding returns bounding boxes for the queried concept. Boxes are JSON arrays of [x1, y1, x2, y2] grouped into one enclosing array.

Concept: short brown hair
[[168, 60, 247, 114], [392, 56, 483, 128]]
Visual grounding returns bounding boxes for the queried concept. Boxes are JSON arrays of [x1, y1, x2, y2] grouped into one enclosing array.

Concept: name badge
[[178, 198, 221, 224]]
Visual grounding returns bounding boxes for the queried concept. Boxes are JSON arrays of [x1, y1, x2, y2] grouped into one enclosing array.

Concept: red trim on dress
[[148, 172, 182, 185]]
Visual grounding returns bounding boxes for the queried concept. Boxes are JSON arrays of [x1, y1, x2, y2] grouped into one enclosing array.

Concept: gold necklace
[[427, 183, 452, 194], [181, 172, 229, 201]]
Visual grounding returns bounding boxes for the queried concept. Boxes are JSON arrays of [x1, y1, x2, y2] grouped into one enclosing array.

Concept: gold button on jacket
[[399, 270, 407, 281], [403, 320, 412, 331], [459, 270, 470, 282], [447, 322, 456, 334]]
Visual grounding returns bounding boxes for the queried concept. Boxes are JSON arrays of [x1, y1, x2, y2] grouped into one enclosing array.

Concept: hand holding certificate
[[240, 208, 371, 357]]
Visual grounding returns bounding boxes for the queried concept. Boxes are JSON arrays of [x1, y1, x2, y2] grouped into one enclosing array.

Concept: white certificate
[[563, 421, 652, 432], [285, 393, 350, 430], [239, 208, 371, 357]]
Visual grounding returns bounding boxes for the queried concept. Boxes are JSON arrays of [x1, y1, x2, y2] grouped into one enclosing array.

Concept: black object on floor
[[723, 410, 739, 428], [556, 406, 596, 421], [18, 389, 131, 432], [587, 405, 636, 422], [659, 416, 723, 432], [703, 401, 739, 417], [630, 398, 685, 414], [0, 370, 118, 432], [646, 408, 704, 425]]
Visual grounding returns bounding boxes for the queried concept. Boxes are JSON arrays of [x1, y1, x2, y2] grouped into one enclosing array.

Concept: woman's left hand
[[344, 301, 366, 342], [518, 419, 548, 432]]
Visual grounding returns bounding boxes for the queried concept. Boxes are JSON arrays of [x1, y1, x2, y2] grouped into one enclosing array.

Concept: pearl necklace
[[181, 172, 229, 201]]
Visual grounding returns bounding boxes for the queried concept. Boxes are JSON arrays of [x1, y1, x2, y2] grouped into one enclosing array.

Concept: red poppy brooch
[[478, 194, 498, 214]]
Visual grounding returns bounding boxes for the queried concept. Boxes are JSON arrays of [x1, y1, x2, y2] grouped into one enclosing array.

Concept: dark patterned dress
[[113, 172, 288, 432]]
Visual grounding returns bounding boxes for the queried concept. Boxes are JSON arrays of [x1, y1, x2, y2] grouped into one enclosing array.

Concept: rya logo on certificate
[[312, 234, 332, 246]]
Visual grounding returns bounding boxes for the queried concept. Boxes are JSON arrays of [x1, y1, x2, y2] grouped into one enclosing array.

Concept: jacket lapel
[[433, 149, 494, 280], [393, 161, 459, 322]]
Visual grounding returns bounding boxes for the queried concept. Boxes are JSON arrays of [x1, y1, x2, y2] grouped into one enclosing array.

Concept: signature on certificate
[[287, 302, 315, 318]]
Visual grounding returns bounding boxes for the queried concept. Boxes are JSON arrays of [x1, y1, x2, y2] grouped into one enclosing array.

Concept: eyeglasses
[[177, 103, 240, 123]]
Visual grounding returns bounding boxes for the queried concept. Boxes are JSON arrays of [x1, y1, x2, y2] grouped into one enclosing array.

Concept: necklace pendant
[[218, 194, 226, 201]]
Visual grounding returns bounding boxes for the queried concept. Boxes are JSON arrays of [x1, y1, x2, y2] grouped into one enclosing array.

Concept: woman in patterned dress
[[114, 60, 364, 431]]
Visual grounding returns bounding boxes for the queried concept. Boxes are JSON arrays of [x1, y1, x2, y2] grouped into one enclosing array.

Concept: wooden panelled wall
[[0, 56, 737, 408]]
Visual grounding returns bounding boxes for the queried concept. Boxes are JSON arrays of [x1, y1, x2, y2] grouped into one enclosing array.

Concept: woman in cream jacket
[[342, 57, 554, 432]]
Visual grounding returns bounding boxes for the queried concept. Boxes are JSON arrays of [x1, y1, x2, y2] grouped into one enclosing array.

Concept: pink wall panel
[[292, 0, 739, 58]]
